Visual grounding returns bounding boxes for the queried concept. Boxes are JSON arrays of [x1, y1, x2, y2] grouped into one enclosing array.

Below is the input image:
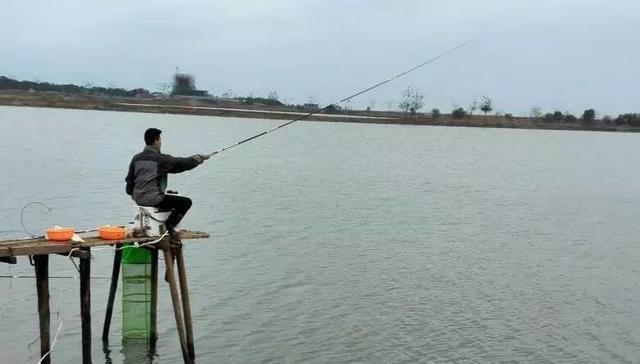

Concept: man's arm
[[161, 154, 206, 174], [125, 160, 135, 195]]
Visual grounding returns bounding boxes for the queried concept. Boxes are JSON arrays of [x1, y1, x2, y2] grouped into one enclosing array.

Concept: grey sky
[[2, 0, 639, 116]]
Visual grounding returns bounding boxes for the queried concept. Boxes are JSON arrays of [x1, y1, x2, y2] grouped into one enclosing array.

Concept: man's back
[[126, 145, 201, 206]]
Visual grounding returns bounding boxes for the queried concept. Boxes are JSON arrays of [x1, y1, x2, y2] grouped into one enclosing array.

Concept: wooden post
[[150, 248, 159, 346], [102, 248, 122, 342], [34, 255, 51, 364], [176, 247, 195, 360], [80, 247, 92, 364], [162, 247, 190, 364]]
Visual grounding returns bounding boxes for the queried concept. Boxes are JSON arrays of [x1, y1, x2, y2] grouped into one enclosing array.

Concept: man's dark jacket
[[126, 146, 201, 206]]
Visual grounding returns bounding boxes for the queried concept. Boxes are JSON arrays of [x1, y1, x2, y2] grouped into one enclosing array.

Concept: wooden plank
[[0, 230, 209, 246], [34, 255, 51, 364], [101, 248, 122, 342], [0, 244, 76, 259], [80, 248, 91, 364], [0, 230, 210, 258]]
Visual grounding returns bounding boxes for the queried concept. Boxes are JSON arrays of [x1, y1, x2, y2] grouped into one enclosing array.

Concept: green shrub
[[452, 107, 467, 119], [615, 113, 640, 126], [582, 109, 596, 123], [553, 111, 564, 121]]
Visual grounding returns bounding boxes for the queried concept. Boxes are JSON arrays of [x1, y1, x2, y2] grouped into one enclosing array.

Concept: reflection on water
[[103, 341, 157, 364]]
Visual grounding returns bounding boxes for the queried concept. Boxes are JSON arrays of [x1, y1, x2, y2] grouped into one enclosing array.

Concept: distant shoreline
[[1, 91, 638, 133]]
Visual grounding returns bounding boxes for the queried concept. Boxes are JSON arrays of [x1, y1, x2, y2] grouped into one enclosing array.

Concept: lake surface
[[1, 106, 640, 363]]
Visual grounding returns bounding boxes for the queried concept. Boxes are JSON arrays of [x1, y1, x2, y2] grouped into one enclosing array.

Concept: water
[[1, 105, 640, 363]]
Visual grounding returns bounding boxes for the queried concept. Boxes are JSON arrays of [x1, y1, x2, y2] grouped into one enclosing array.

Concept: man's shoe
[[168, 228, 182, 243]]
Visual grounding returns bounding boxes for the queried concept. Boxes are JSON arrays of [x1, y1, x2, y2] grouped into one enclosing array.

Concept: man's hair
[[144, 128, 162, 145]]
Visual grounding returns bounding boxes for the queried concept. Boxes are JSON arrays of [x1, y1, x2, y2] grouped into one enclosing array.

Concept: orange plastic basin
[[46, 227, 74, 242], [98, 226, 126, 240]]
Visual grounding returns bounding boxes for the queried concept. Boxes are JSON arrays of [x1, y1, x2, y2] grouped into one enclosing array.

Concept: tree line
[[391, 86, 640, 127], [3, 75, 640, 126], [0, 76, 148, 97], [394, 87, 495, 120]]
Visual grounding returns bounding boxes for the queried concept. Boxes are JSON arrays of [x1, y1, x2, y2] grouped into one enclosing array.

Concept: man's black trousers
[[154, 194, 192, 230]]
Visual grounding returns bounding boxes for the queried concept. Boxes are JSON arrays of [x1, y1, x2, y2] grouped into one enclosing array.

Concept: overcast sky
[[2, 0, 639, 116]]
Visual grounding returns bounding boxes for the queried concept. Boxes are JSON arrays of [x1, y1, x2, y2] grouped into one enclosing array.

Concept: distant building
[[172, 73, 208, 97], [303, 103, 319, 111]]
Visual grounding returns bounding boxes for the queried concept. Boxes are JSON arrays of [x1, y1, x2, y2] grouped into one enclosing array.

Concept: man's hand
[[192, 154, 211, 164], [192, 154, 204, 163]]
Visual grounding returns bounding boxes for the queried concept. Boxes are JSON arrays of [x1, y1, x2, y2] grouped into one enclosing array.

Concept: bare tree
[[267, 90, 279, 101], [307, 95, 316, 104], [221, 88, 234, 98], [468, 98, 478, 116], [156, 82, 172, 95], [398, 87, 425, 114], [530, 105, 542, 118], [386, 99, 395, 111]]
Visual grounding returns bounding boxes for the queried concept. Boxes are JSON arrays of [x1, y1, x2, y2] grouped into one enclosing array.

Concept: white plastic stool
[[134, 206, 172, 237]]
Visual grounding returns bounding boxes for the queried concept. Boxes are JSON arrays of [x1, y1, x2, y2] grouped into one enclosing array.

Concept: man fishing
[[123, 43, 471, 243], [126, 128, 209, 241]]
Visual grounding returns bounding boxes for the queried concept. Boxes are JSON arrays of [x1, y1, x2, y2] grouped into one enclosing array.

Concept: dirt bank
[[0, 91, 636, 133]]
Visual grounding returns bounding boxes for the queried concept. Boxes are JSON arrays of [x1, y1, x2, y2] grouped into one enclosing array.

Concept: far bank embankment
[[0, 91, 637, 133]]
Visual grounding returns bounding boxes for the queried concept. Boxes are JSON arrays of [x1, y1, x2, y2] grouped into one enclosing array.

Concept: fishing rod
[[206, 39, 473, 158]]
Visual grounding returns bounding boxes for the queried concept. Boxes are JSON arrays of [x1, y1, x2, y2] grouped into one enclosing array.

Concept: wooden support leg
[[176, 247, 195, 360], [102, 248, 122, 342], [34, 255, 51, 364], [80, 248, 92, 364], [150, 248, 159, 346], [162, 247, 191, 364]]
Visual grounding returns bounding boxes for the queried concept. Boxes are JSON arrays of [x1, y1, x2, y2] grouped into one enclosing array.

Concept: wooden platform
[[0, 230, 209, 364], [0, 230, 209, 258]]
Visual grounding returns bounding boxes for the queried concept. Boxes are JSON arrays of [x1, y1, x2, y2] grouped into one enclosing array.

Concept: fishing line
[[20, 202, 53, 238], [0, 202, 107, 241], [206, 39, 473, 157]]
